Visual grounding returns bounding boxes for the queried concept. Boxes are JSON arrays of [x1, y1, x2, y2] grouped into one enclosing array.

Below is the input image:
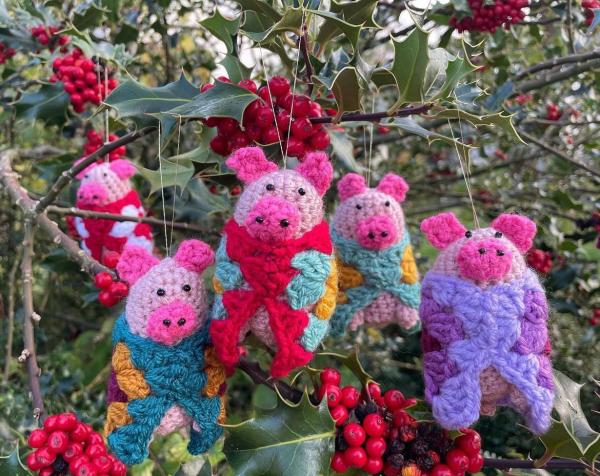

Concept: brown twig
[[47, 206, 204, 233], [513, 50, 600, 81], [238, 359, 304, 403], [516, 59, 600, 94], [309, 104, 433, 124], [299, 25, 314, 95], [3, 247, 21, 383]]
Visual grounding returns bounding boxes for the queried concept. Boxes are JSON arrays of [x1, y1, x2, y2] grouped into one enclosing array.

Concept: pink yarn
[[75, 160, 134, 205], [226, 146, 278, 183], [174, 240, 215, 273], [356, 215, 399, 250], [420, 212, 467, 250], [491, 214, 536, 253], [295, 151, 333, 196], [376, 173, 409, 203], [244, 196, 301, 242], [457, 238, 513, 282], [109, 159, 137, 179], [77, 181, 109, 207], [117, 245, 160, 285], [147, 300, 198, 345], [337, 173, 367, 200]]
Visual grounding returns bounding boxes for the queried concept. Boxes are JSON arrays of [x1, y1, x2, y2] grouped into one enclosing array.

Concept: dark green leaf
[[200, 9, 241, 54], [137, 158, 195, 194], [235, 0, 282, 22], [311, 10, 362, 55], [224, 392, 335, 476], [551, 190, 582, 211], [314, 67, 362, 119], [220, 55, 253, 83], [72, 1, 109, 30], [0, 445, 30, 476], [316, 349, 372, 386], [483, 80, 515, 111], [243, 7, 303, 42], [328, 129, 362, 172], [430, 108, 523, 143], [14, 83, 69, 125], [114, 23, 139, 44]]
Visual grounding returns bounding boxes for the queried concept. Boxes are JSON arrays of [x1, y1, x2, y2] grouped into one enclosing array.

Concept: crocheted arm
[[287, 251, 332, 310], [513, 288, 549, 355], [337, 257, 364, 291], [111, 342, 151, 400], [203, 347, 227, 424], [400, 245, 419, 284], [313, 258, 338, 320], [213, 235, 244, 292]]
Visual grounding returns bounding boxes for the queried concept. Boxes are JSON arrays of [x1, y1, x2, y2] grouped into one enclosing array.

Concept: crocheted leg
[[107, 396, 169, 465], [330, 287, 377, 337], [180, 395, 223, 455], [432, 370, 482, 430]]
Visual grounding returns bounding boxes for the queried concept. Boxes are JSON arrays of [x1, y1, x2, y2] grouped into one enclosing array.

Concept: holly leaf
[[243, 7, 303, 42], [310, 10, 362, 55], [0, 445, 30, 476], [316, 348, 373, 387], [314, 66, 362, 120], [166, 81, 257, 123], [314, 0, 379, 51], [137, 158, 195, 194], [220, 55, 253, 83], [14, 83, 69, 125], [224, 392, 335, 476], [328, 129, 363, 172], [435, 56, 478, 100], [200, 9, 241, 54], [234, 0, 282, 22], [429, 108, 523, 143], [71, 1, 109, 30]]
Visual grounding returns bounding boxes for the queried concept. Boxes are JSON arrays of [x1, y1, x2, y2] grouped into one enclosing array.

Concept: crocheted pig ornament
[[419, 212, 554, 434], [210, 146, 337, 378], [104, 240, 226, 465], [329, 173, 421, 337], [67, 159, 153, 261]]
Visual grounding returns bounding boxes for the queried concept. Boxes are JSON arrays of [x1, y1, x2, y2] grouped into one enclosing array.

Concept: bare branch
[[3, 247, 21, 383], [513, 50, 600, 81], [516, 58, 600, 93], [238, 359, 304, 403], [310, 104, 433, 124]]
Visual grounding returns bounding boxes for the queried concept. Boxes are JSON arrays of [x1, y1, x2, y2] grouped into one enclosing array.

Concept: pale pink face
[[227, 147, 333, 243], [333, 173, 409, 250], [421, 212, 537, 285], [117, 241, 215, 345], [76, 160, 136, 207]]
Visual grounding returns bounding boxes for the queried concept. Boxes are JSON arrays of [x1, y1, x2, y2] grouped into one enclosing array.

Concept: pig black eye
[[298, 188, 305, 196], [465, 231, 472, 238], [356, 204, 362, 210], [495, 231, 503, 238], [156, 288, 166, 296], [266, 184, 275, 191], [103, 173, 107, 177], [182, 284, 191, 292], [385, 201, 390, 207], [84, 174, 89, 179]]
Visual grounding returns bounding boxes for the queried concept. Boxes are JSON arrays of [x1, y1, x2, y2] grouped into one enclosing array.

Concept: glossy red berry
[[210, 135, 230, 156], [343, 446, 367, 468], [310, 129, 330, 150], [47, 430, 69, 454], [255, 106, 275, 128], [87, 432, 105, 446], [363, 413, 386, 437], [28, 428, 48, 448], [98, 289, 117, 307], [26, 451, 44, 471], [238, 79, 257, 93], [366, 382, 381, 399], [261, 126, 280, 144], [383, 463, 401, 476], [291, 117, 314, 140], [343, 422, 366, 447], [383, 389, 405, 410], [285, 137, 305, 157], [456, 431, 482, 455], [257, 86, 274, 104], [230, 185, 241, 196], [108, 281, 128, 300], [85, 443, 106, 459], [445, 448, 470, 473], [245, 123, 263, 142], [102, 251, 120, 269], [320, 368, 341, 386], [330, 451, 348, 473], [467, 452, 484, 472], [318, 383, 341, 408], [330, 404, 349, 426], [429, 464, 453, 476], [63, 442, 84, 462], [230, 131, 250, 150], [39, 467, 54, 476], [75, 462, 98, 476], [110, 459, 127, 476], [340, 385, 360, 408], [268, 76, 291, 97], [35, 446, 57, 466], [365, 436, 386, 458], [363, 457, 384, 474], [290, 95, 311, 117], [92, 454, 113, 473], [218, 118, 239, 135], [71, 422, 92, 442]]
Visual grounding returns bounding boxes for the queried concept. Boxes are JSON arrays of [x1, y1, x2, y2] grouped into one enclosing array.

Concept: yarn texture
[[420, 212, 554, 434], [329, 173, 420, 336], [210, 146, 336, 377], [105, 240, 225, 465]]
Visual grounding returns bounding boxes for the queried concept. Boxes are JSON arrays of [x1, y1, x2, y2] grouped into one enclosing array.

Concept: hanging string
[[95, 60, 109, 163], [103, 66, 109, 146], [258, 44, 286, 160], [366, 95, 375, 187], [157, 122, 169, 255], [168, 116, 182, 253]]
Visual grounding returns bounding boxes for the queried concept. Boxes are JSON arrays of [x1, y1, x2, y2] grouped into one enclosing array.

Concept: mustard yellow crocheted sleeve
[[401, 245, 419, 284], [112, 342, 151, 400], [314, 258, 338, 320], [213, 276, 223, 295], [337, 257, 363, 290], [203, 347, 227, 424]]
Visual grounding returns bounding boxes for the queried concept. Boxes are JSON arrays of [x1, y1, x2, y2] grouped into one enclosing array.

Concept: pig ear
[[296, 151, 333, 196], [420, 212, 466, 249], [337, 173, 366, 201], [74, 158, 95, 180], [491, 214, 536, 253], [174, 240, 215, 273], [109, 159, 137, 180], [377, 173, 409, 203], [117, 246, 160, 285], [225, 147, 278, 183]]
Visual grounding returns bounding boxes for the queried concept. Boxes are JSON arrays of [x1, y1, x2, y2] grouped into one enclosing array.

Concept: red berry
[[71, 422, 92, 442], [92, 454, 112, 473], [230, 185, 241, 196], [245, 123, 263, 142], [210, 135, 230, 156], [230, 131, 250, 150], [318, 383, 341, 408], [28, 428, 48, 448], [257, 86, 274, 104], [268, 76, 291, 97], [363, 457, 384, 474], [238, 79, 257, 93], [363, 413, 386, 437], [87, 432, 105, 446], [85, 443, 106, 459], [467, 453, 484, 472], [340, 386, 360, 408], [35, 446, 56, 466], [201, 83, 214, 93], [383, 463, 401, 476], [39, 467, 54, 476], [330, 404, 349, 426], [383, 389, 405, 410], [290, 95, 311, 117], [291, 117, 314, 140], [261, 126, 280, 144], [26, 452, 44, 470], [47, 430, 69, 454], [243, 100, 261, 123], [255, 106, 275, 128], [308, 101, 323, 117], [204, 116, 220, 127], [75, 462, 98, 476], [445, 448, 470, 472], [94, 272, 113, 289], [456, 431, 482, 455], [320, 368, 341, 386], [330, 452, 348, 473], [343, 446, 367, 468], [429, 464, 453, 476], [218, 118, 239, 135], [109, 281, 128, 300], [216, 76, 231, 83], [70, 455, 90, 474], [310, 129, 330, 150], [64, 81, 76, 94], [366, 382, 381, 399], [63, 442, 84, 462], [110, 459, 127, 476], [365, 436, 386, 458], [44, 414, 59, 432], [285, 137, 305, 157], [343, 422, 366, 447], [102, 251, 120, 269], [98, 290, 117, 307], [276, 110, 291, 131]]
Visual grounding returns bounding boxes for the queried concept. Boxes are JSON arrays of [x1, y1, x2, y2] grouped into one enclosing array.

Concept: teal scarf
[[329, 228, 421, 337]]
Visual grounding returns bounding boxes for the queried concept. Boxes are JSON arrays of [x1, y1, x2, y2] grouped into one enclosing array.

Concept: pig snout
[[77, 182, 108, 206], [146, 300, 199, 345], [356, 215, 398, 250], [245, 196, 300, 242], [457, 238, 513, 282]]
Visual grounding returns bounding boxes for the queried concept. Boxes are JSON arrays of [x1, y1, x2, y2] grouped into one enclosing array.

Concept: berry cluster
[[527, 248, 553, 274], [545, 103, 561, 121], [515, 93, 533, 106], [0, 42, 16, 64], [317, 369, 484, 476], [203, 76, 330, 157], [31, 25, 70, 52], [583, 0, 600, 25], [94, 251, 128, 307], [50, 49, 118, 113], [450, 0, 528, 33], [83, 129, 126, 163], [26, 412, 126, 476]]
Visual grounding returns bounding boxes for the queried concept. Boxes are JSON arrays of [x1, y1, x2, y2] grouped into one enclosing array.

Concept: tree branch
[[484, 457, 586, 470], [310, 104, 433, 124], [3, 247, 21, 383], [238, 359, 304, 403], [516, 58, 600, 93], [299, 25, 313, 95], [513, 50, 600, 81]]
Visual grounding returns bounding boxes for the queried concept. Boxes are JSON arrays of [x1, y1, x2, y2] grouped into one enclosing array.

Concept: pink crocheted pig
[[67, 159, 153, 261], [105, 240, 226, 465], [419, 212, 554, 434], [329, 173, 421, 336], [210, 146, 338, 377]]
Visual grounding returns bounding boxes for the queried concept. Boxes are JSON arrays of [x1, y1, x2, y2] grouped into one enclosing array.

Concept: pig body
[[329, 173, 420, 337], [104, 241, 225, 465], [210, 147, 337, 378], [67, 159, 153, 261], [419, 212, 554, 434]]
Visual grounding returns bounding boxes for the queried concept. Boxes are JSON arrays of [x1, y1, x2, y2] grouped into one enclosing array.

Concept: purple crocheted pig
[[419, 212, 554, 434]]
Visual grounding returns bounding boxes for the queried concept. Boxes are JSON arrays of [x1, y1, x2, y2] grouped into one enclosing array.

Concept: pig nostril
[[368, 232, 375, 239], [496, 250, 505, 256], [280, 219, 289, 228], [255, 216, 264, 224], [92, 195, 98, 199], [177, 318, 186, 327], [162, 319, 171, 327], [478, 248, 486, 255], [381, 231, 388, 238]]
